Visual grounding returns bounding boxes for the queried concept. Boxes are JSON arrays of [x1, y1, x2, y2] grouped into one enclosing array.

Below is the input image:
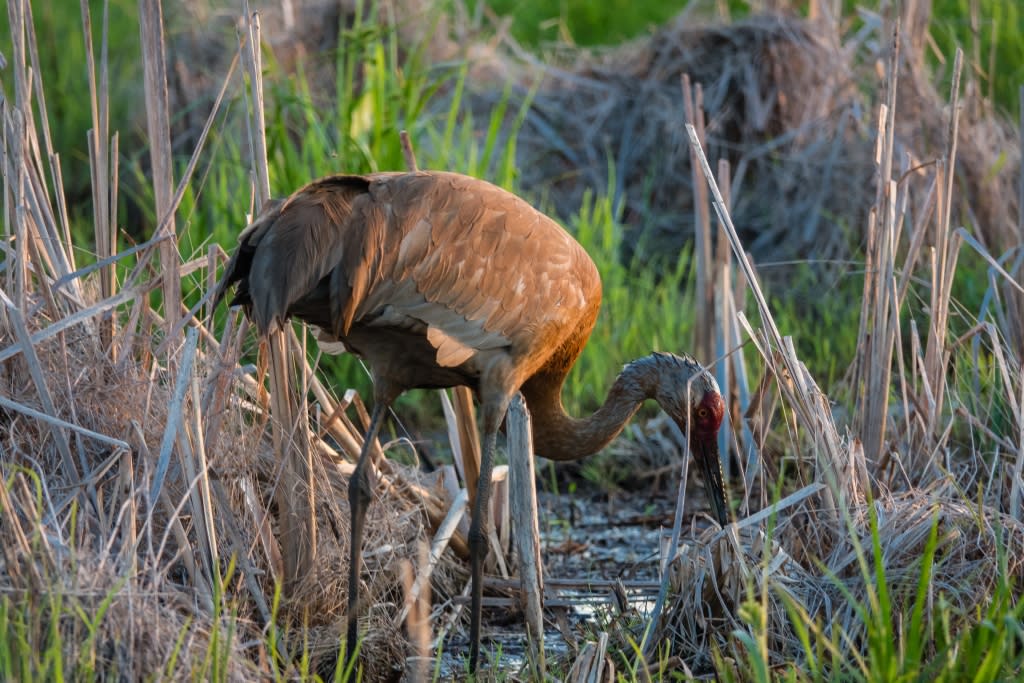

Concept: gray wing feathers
[[231, 176, 370, 334], [247, 205, 340, 332]]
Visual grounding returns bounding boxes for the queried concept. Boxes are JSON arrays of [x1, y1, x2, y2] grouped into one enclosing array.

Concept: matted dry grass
[[0, 282, 465, 679], [660, 476, 1024, 673]]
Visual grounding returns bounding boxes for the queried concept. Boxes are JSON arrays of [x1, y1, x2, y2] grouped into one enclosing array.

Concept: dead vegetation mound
[[512, 13, 872, 267], [660, 490, 1024, 674], [501, 9, 1020, 270], [0, 293, 464, 679]]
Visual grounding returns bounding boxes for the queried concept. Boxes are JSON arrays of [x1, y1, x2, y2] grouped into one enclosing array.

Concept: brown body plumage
[[215, 171, 727, 672]]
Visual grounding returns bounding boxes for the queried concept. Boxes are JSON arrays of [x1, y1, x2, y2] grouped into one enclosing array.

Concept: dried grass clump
[[0, 289, 463, 678], [459, 8, 1020, 277], [509, 13, 870, 267], [661, 488, 1024, 673], [0, 333, 247, 678], [8, 546, 251, 680]]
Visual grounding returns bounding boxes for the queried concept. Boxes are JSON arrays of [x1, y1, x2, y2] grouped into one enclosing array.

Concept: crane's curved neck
[[521, 355, 672, 462]]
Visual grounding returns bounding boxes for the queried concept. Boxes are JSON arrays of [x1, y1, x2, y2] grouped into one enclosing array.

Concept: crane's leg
[[345, 401, 389, 667], [468, 428, 499, 673]]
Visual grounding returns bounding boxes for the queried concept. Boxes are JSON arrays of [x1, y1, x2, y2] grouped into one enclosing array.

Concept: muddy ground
[[435, 475, 723, 678]]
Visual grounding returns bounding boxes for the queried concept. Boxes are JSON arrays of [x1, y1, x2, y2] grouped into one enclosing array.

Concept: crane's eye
[[697, 407, 709, 419]]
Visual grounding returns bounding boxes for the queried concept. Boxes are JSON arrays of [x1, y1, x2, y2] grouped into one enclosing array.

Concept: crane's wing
[[217, 171, 599, 371]]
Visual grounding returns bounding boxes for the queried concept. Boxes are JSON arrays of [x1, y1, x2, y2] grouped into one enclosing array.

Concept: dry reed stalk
[[711, 157, 757, 493], [148, 326, 197, 503], [687, 122, 856, 522], [856, 19, 901, 468], [400, 540, 433, 681], [268, 330, 318, 588], [682, 73, 713, 365], [400, 128, 419, 172], [180, 362, 221, 584], [1013, 366, 1024, 521], [508, 393, 545, 673], [81, 0, 117, 355], [310, 376, 367, 457], [396, 488, 468, 627], [713, 159, 734, 477], [919, 53, 964, 457], [138, 0, 180, 342], [239, 4, 317, 590], [726, 297, 760, 511], [491, 464, 510, 555], [568, 631, 615, 683], [453, 386, 482, 510], [16, 1, 73, 276]]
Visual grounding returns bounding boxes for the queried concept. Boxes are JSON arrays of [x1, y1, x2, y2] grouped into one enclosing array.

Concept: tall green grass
[[466, 0, 691, 47], [727, 511, 1024, 682], [565, 186, 696, 412], [0, 0, 141, 204], [931, 0, 1024, 116]]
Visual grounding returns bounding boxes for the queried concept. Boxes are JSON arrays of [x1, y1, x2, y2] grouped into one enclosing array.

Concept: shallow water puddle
[[435, 487, 704, 678]]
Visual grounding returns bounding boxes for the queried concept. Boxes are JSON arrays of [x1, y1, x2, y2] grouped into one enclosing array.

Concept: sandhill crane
[[214, 171, 728, 673]]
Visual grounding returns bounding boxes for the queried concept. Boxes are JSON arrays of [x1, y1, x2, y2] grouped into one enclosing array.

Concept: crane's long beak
[[694, 438, 729, 525]]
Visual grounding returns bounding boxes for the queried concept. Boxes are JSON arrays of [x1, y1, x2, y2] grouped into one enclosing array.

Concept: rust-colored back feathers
[[216, 171, 602, 402]]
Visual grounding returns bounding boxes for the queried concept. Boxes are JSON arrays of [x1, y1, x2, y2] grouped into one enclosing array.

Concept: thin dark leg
[[345, 402, 389, 666], [468, 430, 498, 673]]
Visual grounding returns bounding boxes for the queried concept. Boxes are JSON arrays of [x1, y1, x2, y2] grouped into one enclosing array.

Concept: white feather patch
[[427, 326, 475, 367], [310, 325, 348, 355]]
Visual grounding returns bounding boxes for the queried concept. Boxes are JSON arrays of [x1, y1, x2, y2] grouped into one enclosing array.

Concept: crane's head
[[642, 352, 729, 525]]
